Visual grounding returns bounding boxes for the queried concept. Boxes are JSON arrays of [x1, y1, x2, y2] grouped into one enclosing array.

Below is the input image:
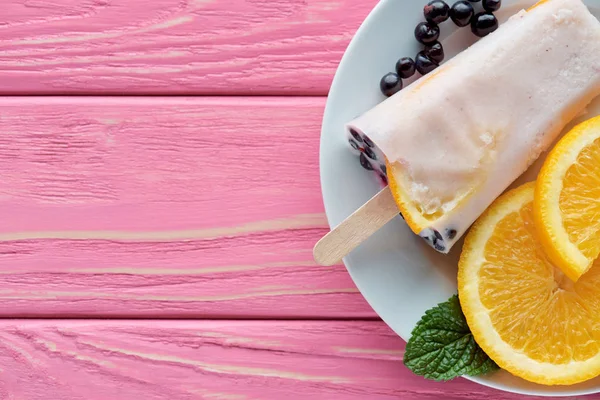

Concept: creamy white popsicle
[[347, 0, 600, 253]]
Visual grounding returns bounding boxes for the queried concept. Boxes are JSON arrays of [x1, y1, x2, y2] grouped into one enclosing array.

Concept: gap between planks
[[0, 317, 381, 321], [0, 93, 334, 97]]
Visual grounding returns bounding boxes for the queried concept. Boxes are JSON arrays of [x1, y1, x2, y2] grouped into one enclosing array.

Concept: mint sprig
[[403, 295, 499, 381]]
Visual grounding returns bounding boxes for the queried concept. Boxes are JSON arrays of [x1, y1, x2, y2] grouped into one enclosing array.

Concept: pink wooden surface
[[0, 0, 376, 95], [0, 320, 556, 400], [0, 96, 375, 318], [1, 1, 591, 398]]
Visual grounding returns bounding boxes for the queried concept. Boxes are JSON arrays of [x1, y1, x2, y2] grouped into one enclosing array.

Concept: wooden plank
[[0, 320, 547, 400], [0, 96, 375, 318], [0, 0, 376, 95]]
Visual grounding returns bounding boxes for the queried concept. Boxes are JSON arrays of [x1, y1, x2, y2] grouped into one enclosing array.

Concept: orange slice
[[459, 182, 600, 385], [534, 116, 600, 282]]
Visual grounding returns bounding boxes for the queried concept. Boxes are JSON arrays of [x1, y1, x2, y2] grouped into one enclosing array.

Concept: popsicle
[[315, 0, 600, 265]]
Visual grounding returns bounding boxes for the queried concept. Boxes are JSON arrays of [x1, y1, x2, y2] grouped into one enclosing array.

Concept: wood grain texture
[[0, 320, 556, 400], [0, 0, 377, 95], [0, 96, 376, 318]]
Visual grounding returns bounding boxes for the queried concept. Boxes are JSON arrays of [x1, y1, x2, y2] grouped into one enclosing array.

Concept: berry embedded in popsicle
[[347, 128, 388, 185]]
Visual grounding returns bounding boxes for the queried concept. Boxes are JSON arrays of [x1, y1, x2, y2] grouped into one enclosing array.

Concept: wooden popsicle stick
[[313, 186, 400, 266]]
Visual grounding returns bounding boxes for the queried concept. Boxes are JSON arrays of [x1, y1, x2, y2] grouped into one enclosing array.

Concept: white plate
[[319, 0, 600, 396]]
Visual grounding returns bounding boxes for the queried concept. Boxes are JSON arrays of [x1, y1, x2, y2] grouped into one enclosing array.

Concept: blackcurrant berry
[[415, 52, 438, 75], [395, 57, 416, 79], [424, 1, 450, 24], [364, 146, 377, 160], [424, 41, 444, 64], [363, 135, 375, 148], [349, 129, 363, 143], [359, 153, 374, 170], [379, 72, 403, 97], [471, 12, 498, 37], [450, 1, 475, 27], [483, 0, 501, 12], [414, 22, 440, 45]]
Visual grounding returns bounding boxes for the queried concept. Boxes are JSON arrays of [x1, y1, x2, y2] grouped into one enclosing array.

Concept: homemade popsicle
[[346, 0, 600, 254]]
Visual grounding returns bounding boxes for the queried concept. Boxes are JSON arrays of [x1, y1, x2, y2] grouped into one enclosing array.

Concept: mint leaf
[[403, 295, 499, 381]]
